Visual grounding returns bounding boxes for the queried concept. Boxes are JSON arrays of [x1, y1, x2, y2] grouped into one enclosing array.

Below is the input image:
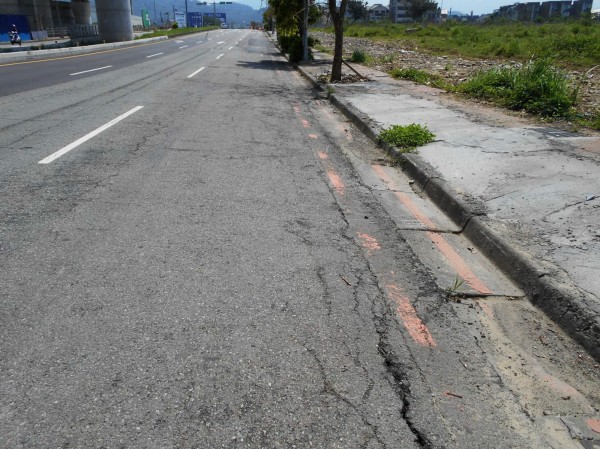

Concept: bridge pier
[[95, 0, 133, 42]]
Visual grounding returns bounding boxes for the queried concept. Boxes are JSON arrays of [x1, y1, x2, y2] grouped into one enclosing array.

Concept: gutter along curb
[[294, 60, 600, 362]]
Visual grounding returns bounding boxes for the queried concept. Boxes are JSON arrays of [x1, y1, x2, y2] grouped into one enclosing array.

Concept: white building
[[368, 3, 390, 21], [389, 0, 412, 22]]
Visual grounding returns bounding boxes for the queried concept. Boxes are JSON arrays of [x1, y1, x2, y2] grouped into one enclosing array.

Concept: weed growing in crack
[[446, 276, 465, 297], [378, 124, 435, 153]]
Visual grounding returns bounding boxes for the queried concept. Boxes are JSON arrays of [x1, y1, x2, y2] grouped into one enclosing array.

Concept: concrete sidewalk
[[296, 52, 600, 361]]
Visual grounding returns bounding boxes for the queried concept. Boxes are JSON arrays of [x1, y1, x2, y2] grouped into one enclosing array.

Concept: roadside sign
[[141, 9, 151, 27], [187, 12, 203, 27], [203, 12, 226, 24], [174, 11, 186, 28]]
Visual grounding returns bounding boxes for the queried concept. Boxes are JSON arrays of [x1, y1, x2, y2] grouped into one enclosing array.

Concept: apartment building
[[389, 0, 412, 23], [495, 0, 593, 21]]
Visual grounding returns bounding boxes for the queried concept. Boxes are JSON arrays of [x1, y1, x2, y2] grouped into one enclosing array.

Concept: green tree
[[409, 0, 437, 21], [347, 0, 368, 23], [267, 0, 321, 60]]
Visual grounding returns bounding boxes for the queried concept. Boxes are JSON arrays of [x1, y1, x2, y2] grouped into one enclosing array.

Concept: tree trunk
[[328, 0, 347, 82]]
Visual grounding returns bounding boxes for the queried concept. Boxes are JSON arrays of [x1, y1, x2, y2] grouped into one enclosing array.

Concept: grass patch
[[315, 20, 600, 68], [390, 67, 449, 89], [575, 111, 600, 130], [350, 48, 367, 63], [458, 58, 577, 117], [135, 26, 218, 39], [379, 124, 435, 152]]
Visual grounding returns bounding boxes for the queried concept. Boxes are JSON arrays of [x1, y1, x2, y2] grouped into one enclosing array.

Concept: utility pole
[[185, 0, 188, 27], [302, 0, 308, 61]]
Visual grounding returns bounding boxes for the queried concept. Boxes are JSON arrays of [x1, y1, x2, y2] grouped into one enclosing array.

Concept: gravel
[[310, 31, 599, 122]]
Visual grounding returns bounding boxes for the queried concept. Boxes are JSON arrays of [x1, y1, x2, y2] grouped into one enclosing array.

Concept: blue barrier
[[0, 14, 32, 42]]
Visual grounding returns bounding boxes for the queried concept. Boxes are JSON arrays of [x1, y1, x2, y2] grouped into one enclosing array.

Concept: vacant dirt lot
[[310, 31, 599, 125]]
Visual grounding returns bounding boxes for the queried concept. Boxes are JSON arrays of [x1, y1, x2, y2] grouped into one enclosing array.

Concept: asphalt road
[[1, 30, 597, 448]]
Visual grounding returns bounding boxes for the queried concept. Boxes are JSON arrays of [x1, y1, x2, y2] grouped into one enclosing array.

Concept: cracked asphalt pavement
[[1, 31, 598, 447]]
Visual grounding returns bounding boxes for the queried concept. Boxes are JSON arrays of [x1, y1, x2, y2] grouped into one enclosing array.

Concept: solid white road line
[[146, 52, 164, 58], [69, 65, 112, 76], [216, 54, 224, 60], [187, 66, 205, 78], [38, 106, 144, 165], [179, 45, 188, 49]]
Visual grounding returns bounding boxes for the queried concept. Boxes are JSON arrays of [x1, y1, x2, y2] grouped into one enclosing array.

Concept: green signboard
[[141, 9, 151, 28]]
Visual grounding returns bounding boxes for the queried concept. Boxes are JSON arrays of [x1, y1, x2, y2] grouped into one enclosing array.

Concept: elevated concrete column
[[32, 0, 54, 30], [96, 0, 133, 42], [72, 0, 91, 25]]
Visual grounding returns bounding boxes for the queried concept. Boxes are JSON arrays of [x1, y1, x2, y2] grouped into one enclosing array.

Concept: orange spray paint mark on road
[[293, 105, 301, 114], [357, 233, 381, 255], [371, 164, 492, 295], [308, 134, 318, 139], [427, 232, 492, 295], [394, 191, 437, 229], [372, 165, 403, 191], [478, 301, 495, 320], [386, 284, 437, 348], [327, 169, 345, 195], [318, 151, 329, 160], [587, 419, 600, 434], [302, 119, 310, 128]]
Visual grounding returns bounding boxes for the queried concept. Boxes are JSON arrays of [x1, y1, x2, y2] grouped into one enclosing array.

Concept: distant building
[[494, 0, 593, 21], [389, 0, 412, 23], [368, 3, 389, 21]]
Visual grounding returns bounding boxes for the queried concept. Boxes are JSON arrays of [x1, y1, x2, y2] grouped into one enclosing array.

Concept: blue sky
[[239, 0, 600, 14]]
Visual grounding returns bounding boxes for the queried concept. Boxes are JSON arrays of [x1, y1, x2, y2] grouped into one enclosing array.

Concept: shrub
[[458, 67, 515, 100], [308, 36, 320, 47], [288, 38, 304, 62], [459, 58, 577, 117], [379, 124, 435, 152], [506, 58, 576, 116], [350, 48, 367, 63], [278, 35, 304, 62]]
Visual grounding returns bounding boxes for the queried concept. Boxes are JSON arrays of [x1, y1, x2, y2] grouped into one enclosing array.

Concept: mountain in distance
[[90, 0, 264, 27]]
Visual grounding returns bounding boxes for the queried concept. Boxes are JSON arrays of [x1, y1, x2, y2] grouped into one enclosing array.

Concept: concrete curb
[[294, 62, 600, 362], [0, 36, 168, 64]]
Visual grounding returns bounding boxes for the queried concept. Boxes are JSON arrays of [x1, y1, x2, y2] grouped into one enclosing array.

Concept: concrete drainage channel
[[286, 50, 600, 365]]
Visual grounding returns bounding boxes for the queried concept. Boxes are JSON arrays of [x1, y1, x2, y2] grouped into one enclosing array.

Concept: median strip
[[69, 65, 112, 76], [38, 106, 144, 164]]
